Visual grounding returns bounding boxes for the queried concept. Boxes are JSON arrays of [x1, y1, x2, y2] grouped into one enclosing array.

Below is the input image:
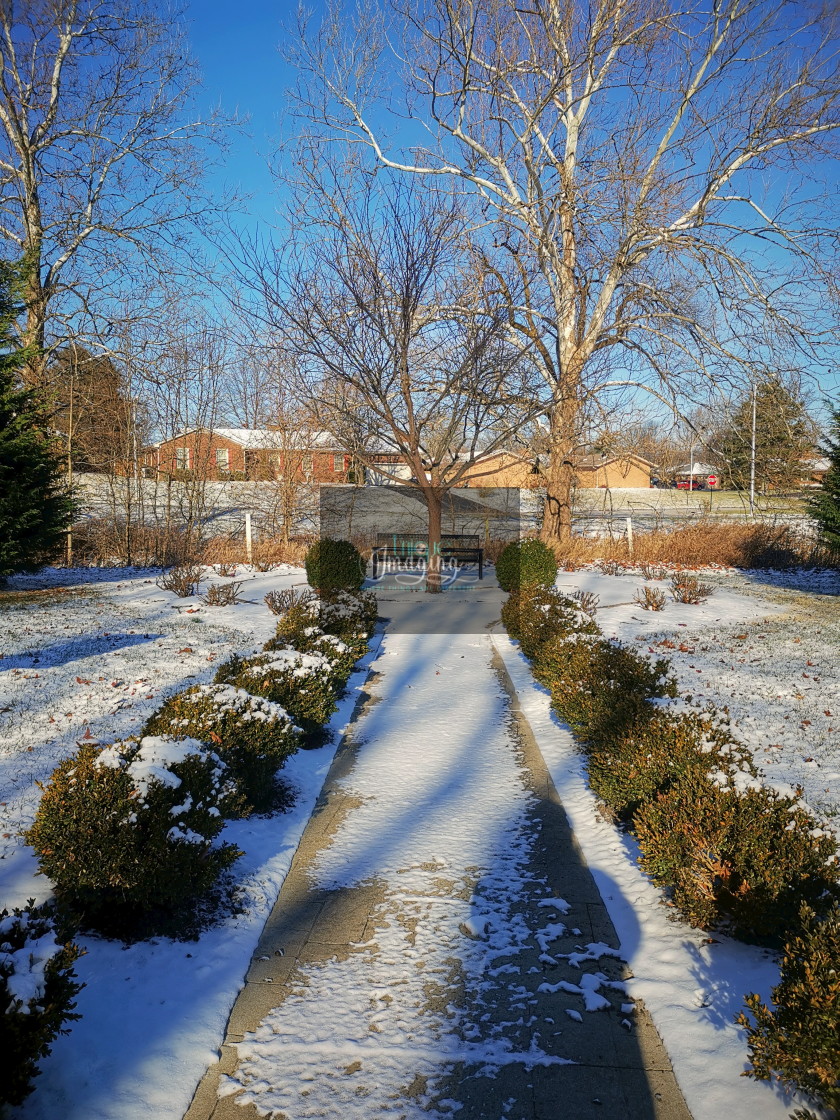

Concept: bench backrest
[[375, 532, 480, 548]]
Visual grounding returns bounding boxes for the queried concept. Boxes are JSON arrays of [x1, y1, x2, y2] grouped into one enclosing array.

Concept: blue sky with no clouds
[[185, 0, 301, 229]]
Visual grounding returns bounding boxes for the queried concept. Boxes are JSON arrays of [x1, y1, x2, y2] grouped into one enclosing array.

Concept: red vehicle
[[675, 479, 706, 490]]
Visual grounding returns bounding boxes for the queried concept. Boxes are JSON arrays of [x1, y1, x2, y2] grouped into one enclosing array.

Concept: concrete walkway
[[185, 586, 690, 1120]]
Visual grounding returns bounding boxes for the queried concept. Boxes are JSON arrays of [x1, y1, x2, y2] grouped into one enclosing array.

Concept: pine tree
[[809, 404, 840, 552], [0, 263, 75, 578], [717, 379, 815, 494]]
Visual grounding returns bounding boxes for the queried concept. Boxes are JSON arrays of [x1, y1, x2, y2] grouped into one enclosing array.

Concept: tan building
[[462, 450, 654, 489]]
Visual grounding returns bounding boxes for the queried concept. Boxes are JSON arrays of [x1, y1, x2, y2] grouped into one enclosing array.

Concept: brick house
[[144, 428, 358, 482]]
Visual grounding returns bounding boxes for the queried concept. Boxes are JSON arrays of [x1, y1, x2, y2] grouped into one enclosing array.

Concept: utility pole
[[749, 383, 757, 519]]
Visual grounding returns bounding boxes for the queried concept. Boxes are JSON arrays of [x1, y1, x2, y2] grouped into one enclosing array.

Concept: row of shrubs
[[498, 539, 840, 1119], [2, 539, 374, 1109]]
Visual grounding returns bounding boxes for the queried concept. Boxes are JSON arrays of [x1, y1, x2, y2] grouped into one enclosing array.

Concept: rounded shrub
[[216, 650, 339, 742], [305, 538, 365, 593], [1, 902, 82, 1109], [316, 588, 378, 637], [533, 634, 677, 746], [143, 684, 302, 813], [25, 737, 242, 937], [738, 902, 840, 1117], [587, 710, 750, 823], [634, 772, 839, 938], [264, 624, 362, 685], [495, 538, 558, 592], [501, 584, 598, 660]]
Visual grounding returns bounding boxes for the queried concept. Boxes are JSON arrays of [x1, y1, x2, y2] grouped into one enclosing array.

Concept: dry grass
[[550, 523, 836, 570], [201, 535, 311, 569]]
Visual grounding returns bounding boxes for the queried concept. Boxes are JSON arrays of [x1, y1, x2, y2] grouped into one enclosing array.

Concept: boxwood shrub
[[25, 737, 242, 937], [1, 902, 83, 1109], [304, 539, 365, 593], [634, 772, 839, 939], [495, 538, 558, 592], [317, 588, 378, 637], [501, 584, 598, 660], [263, 625, 361, 686], [738, 902, 840, 1118], [216, 650, 339, 741], [533, 633, 677, 746], [587, 709, 751, 823], [143, 684, 302, 813]]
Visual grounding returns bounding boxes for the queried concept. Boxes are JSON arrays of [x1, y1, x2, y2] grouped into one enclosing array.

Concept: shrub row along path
[[186, 585, 690, 1120]]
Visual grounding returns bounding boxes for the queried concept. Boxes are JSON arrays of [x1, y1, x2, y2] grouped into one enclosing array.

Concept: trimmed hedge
[[738, 903, 840, 1117], [1, 902, 82, 1109], [143, 683, 302, 812], [496, 538, 558, 592], [533, 633, 677, 745], [25, 737, 242, 937], [501, 584, 598, 660], [635, 771, 838, 938], [587, 709, 750, 823], [304, 539, 365, 593], [215, 650, 339, 741]]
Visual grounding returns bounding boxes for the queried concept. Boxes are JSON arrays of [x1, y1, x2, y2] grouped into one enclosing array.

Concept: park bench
[[370, 532, 484, 580]]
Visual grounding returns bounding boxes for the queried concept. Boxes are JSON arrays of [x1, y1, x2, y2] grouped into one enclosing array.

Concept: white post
[[244, 511, 253, 565], [626, 516, 634, 556], [749, 383, 757, 520]]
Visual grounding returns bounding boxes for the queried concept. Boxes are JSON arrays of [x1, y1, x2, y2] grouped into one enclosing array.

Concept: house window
[[333, 453, 345, 473], [175, 446, 191, 470], [303, 454, 313, 477], [216, 448, 230, 471]]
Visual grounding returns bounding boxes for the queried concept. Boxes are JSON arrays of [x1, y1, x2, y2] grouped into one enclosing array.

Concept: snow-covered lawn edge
[[13, 630, 384, 1120], [490, 628, 811, 1120]]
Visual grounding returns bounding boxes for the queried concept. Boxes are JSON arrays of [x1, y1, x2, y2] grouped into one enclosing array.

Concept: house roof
[[150, 427, 343, 451], [575, 453, 655, 470]]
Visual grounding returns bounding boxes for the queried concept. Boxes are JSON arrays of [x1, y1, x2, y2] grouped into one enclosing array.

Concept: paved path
[[185, 589, 690, 1120]]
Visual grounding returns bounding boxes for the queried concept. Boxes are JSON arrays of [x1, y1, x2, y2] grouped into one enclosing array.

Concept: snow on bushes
[[738, 903, 840, 1119], [635, 773, 838, 938], [25, 737, 242, 937], [1, 902, 82, 1109], [143, 684, 302, 813], [533, 632, 677, 745], [215, 650, 339, 742], [506, 589, 839, 942], [500, 584, 598, 660], [495, 537, 558, 592], [587, 709, 751, 824]]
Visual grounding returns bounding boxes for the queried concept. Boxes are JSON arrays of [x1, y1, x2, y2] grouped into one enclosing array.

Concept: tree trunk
[[425, 486, 444, 594], [540, 396, 580, 545]]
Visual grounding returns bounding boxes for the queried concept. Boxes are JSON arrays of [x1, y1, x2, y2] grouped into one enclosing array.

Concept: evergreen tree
[[809, 403, 840, 552], [717, 379, 816, 494], [0, 263, 75, 578]]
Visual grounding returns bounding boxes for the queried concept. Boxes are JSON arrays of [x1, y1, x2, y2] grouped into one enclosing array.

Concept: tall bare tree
[[0, 0, 234, 384], [291, 0, 840, 541], [244, 165, 537, 590]]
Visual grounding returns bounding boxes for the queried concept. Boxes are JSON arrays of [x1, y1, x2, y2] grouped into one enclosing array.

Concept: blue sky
[[185, 0, 300, 229]]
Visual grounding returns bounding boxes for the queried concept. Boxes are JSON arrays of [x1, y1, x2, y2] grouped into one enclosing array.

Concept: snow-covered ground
[[551, 565, 840, 836], [0, 564, 379, 1120], [2, 561, 837, 1119]]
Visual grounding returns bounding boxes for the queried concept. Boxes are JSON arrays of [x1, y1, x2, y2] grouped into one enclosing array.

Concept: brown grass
[[549, 523, 836, 570]]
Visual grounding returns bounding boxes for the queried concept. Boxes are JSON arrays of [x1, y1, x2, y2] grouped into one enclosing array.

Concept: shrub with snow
[[738, 902, 840, 1118], [634, 772, 839, 938], [263, 625, 361, 686], [587, 709, 751, 823], [533, 633, 677, 746], [501, 584, 598, 660], [26, 737, 242, 938], [316, 588, 378, 636], [143, 684, 302, 813], [495, 538, 558, 592], [1, 902, 82, 1109], [215, 650, 339, 742]]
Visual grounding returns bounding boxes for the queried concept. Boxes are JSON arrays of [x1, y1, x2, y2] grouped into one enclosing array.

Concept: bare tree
[[291, 0, 840, 541], [244, 165, 538, 590], [0, 0, 235, 384]]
